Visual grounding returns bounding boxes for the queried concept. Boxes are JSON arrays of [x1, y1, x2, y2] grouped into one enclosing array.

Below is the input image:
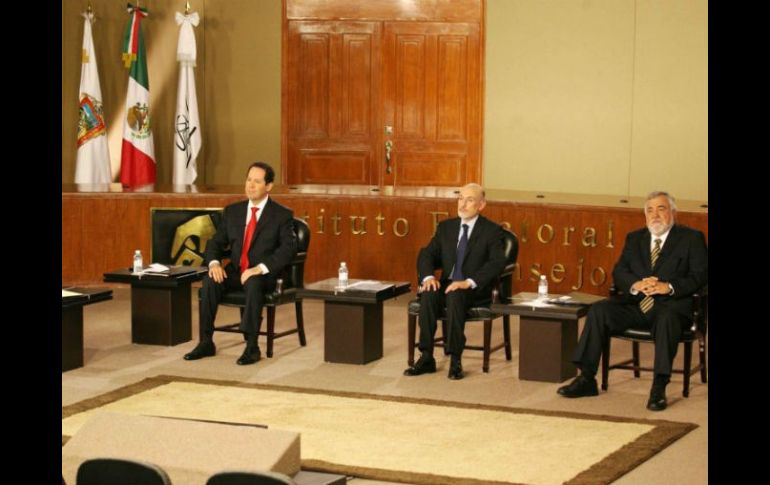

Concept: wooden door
[[382, 22, 482, 186], [283, 1, 483, 187], [285, 21, 382, 185]]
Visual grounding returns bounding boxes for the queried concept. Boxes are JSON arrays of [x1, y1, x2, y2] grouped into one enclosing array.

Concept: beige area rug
[[62, 375, 696, 485]]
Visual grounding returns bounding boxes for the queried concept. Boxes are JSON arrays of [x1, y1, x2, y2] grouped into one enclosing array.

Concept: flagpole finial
[[87, 2, 93, 15], [185, 1, 191, 14]]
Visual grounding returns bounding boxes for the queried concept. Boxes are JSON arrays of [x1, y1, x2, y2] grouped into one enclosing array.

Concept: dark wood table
[[103, 266, 207, 346], [491, 291, 605, 383], [298, 278, 411, 364], [62, 287, 113, 371]]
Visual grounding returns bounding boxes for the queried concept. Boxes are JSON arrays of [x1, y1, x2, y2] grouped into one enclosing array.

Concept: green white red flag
[[120, 3, 156, 186]]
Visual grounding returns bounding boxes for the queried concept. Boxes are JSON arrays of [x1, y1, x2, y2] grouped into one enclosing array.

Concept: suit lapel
[[446, 218, 461, 263], [639, 230, 652, 271], [465, 216, 485, 257], [654, 225, 681, 271], [234, 202, 248, 243]]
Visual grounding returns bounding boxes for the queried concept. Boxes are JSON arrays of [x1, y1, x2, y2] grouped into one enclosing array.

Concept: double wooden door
[[284, 18, 482, 187]]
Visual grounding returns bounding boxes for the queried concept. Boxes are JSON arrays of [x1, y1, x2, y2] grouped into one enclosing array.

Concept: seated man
[[557, 191, 708, 410], [183, 161, 297, 365], [403, 183, 507, 380]]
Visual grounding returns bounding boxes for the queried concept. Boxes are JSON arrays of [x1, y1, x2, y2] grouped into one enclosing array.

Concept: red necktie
[[240, 207, 258, 273]]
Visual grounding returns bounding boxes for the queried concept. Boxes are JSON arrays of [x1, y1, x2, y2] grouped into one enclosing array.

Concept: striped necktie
[[639, 238, 662, 313]]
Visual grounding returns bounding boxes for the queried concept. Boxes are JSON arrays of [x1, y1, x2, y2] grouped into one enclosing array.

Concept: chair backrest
[[281, 217, 311, 290], [206, 470, 295, 485], [76, 457, 172, 485], [498, 228, 519, 301]]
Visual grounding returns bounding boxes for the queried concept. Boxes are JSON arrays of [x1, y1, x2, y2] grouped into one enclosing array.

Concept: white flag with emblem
[[75, 11, 111, 184], [173, 10, 201, 185]]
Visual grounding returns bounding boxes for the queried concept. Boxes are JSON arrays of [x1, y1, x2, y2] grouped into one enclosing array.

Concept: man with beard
[[556, 191, 708, 411]]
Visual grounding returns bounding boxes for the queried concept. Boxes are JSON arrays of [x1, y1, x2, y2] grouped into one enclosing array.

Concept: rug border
[[62, 374, 697, 485]]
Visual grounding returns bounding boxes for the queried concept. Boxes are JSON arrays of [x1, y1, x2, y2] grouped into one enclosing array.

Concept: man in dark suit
[[403, 183, 507, 380], [183, 161, 297, 365], [557, 191, 708, 410]]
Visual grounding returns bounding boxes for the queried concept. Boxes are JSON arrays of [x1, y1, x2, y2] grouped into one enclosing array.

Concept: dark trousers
[[198, 264, 274, 342], [418, 285, 490, 358], [572, 298, 687, 378]]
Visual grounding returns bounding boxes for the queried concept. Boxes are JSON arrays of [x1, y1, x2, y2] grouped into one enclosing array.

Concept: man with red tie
[[184, 162, 297, 365]]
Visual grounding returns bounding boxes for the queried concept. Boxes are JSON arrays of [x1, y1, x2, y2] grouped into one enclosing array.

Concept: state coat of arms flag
[[120, 3, 156, 187], [173, 10, 201, 185], [75, 10, 111, 184]]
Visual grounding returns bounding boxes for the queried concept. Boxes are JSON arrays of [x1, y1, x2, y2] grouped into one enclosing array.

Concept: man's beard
[[648, 221, 673, 236]]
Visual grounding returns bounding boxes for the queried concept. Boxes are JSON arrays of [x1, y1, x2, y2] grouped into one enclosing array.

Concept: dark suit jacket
[[612, 224, 708, 317], [417, 215, 507, 298], [205, 197, 297, 277]]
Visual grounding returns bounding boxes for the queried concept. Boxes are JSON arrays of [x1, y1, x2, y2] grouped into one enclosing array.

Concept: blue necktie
[[451, 224, 469, 281]]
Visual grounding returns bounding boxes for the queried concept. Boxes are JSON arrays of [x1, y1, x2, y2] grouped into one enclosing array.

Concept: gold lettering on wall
[[500, 221, 511, 231], [316, 209, 325, 234], [430, 211, 449, 233], [376, 212, 385, 235], [511, 262, 521, 281], [537, 224, 554, 244], [350, 216, 367, 235], [562, 226, 576, 246], [393, 218, 410, 237], [590, 267, 607, 286], [551, 263, 566, 283], [606, 221, 615, 248], [331, 211, 342, 235], [519, 222, 528, 243], [571, 258, 584, 290], [582, 227, 597, 247], [529, 263, 542, 282]]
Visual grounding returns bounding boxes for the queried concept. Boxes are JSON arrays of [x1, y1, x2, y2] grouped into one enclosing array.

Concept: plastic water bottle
[[538, 274, 548, 299], [338, 262, 348, 288], [133, 250, 143, 273]]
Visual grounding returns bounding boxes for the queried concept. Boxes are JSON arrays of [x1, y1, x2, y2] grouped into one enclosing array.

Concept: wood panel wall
[[62, 186, 708, 296]]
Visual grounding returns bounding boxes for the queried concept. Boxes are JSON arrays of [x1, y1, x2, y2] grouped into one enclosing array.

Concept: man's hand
[[240, 265, 264, 285], [635, 276, 671, 296], [421, 278, 441, 292], [445, 280, 472, 293], [209, 263, 226, 283]]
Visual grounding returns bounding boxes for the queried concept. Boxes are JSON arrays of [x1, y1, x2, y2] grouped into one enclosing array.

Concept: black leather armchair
[[407, 228, 519, 372], [601, 285, 708, 397], [205, 217, 311, 358], [76, 458, 171, 485], [206, 470, 295, 485]]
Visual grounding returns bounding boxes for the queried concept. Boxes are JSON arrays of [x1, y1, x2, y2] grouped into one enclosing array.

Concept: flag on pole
[[173, 10, 201, 185], [75, 10, 111, 184], [120, 3, 155, 187]]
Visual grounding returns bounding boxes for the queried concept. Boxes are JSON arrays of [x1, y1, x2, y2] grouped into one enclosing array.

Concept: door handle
[[385, 140, 393, 174]]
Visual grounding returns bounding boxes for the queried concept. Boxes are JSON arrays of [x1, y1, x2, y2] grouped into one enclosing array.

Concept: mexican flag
[[75, 10, 111, 184], [120, 3, 155, 187]]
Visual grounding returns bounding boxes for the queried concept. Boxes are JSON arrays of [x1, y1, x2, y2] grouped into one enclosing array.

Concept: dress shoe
[[557, 374, 599, 398], [403, 354, 437, 376], [646, 385, 668, 411], [447, 359, 464, 380], [236, 345, 261, 365], [183, 341, 216, 361]]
